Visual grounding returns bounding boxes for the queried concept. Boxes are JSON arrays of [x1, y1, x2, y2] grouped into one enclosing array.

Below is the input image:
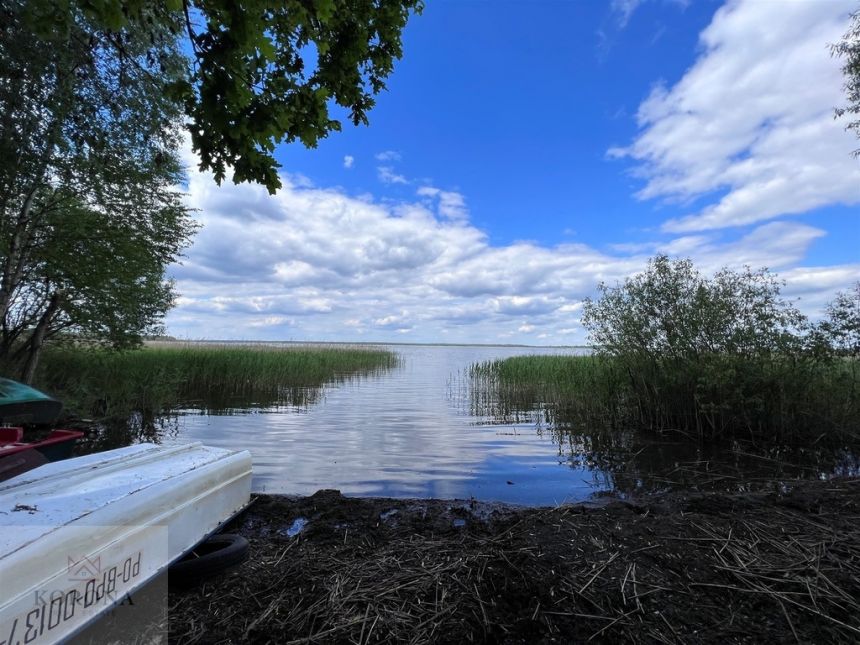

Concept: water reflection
[[120, 345, 604, 504], [469, 379, 860, 497], [66, 344, 856, 505], [75, 412, 182, 455], [72, 357, 397, 456], [74, 375, 342, 455], [175, 384, 326, 415]]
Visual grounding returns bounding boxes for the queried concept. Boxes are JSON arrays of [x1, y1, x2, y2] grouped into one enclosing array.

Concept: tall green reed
[[471, 353, 859, 448], [33, 343, 398, 419]]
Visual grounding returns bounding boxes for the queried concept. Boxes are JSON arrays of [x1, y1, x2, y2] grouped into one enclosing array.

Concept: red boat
[[0, 427, 84, 480]]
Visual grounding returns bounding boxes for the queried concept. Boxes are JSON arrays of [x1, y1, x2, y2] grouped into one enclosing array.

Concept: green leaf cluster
[[834, 10, 860, 155], [582, 255, 806, 361], [819, 283, 860, 358], [578, 256, 859, 444], [1, 0, 196, 381], [21, 0, 424, 193]]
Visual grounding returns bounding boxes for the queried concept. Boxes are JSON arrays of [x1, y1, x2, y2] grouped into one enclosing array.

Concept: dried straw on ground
[[168, 479, 860, 644]]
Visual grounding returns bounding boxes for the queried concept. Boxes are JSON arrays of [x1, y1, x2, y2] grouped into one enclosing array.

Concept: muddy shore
[[168, 478, 860, 643]]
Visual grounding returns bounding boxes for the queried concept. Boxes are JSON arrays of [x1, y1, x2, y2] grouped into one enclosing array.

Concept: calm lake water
[[141, 343, 858, 505]]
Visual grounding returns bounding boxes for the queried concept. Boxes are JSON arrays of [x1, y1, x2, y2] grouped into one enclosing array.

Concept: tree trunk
[[19, 292, 61, 384], [0, 186, 38, 322], [0, 116, 61, 336]]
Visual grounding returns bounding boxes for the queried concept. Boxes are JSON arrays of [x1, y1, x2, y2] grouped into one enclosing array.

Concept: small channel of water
[[102, 344, 857, 505]]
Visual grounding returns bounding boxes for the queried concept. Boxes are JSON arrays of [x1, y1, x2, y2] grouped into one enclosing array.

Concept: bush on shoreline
[[474, 257, 860, 447]]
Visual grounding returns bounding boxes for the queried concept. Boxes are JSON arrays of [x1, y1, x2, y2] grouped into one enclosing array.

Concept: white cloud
[[782, 264, 860, 317], [375, 150, 402, 162], [170, 3, 860, 349], [494, 296, 564, 316], [612, 0, 642, 28], [247, 316, 293, 328], [343, 155, 354, 169], [377, 166, 408, 185], [167, 155, 858, 345], [667, 222, 827, 273], [374, 312, 411, 328], [612, 0, 860, 232], [418, 186, 468, 222], [438, 191, 468, 221]]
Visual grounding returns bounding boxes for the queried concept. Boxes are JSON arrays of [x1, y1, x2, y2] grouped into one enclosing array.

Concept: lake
[[143, 343, 858, 505]]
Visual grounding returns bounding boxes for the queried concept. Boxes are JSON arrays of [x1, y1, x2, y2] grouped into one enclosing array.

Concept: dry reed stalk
[[165, 479, 860, 644]]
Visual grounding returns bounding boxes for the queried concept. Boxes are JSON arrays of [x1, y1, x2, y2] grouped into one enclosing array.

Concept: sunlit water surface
[[118, 344, 856, 505]]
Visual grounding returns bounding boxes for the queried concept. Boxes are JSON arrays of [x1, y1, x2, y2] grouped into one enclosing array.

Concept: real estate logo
[[67, 555, 101, 582]]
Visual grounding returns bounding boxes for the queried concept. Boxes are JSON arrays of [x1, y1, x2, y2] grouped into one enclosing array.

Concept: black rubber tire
[[169, 533, 249, 588]]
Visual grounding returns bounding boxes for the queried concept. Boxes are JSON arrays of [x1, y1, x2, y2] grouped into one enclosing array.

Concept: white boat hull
[[0, 442, 252, 643]]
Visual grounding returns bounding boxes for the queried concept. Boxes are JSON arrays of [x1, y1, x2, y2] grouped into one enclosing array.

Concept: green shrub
[[577, 257, 859, 445], [473, 258, 859, 447], [818, 283, 860, 358]]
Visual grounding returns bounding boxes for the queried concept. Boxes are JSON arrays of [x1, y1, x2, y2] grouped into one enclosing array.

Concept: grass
[[33, 342, 398, 420], [470, 353, 860, 448]]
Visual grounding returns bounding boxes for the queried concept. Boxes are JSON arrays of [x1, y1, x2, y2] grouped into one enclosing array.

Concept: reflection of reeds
[[469, 354, 860, 495], [35, 343, 398, 420], [469, 354, 626, 449]]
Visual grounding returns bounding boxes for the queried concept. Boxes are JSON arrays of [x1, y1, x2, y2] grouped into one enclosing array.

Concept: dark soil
[[168, 478, 860, 644]]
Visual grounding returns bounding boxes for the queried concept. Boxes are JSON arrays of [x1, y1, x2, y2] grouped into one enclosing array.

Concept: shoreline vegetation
[[9, 260, 857, 642], [165, 479, 860, 643], [469, 353, 860, 448], [468, 258, 860, 450], [31, 342, 398, 422], [151, 338, 592, 349]]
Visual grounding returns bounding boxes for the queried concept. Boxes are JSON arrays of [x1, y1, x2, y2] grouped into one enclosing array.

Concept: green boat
[[0, 377, 63, 425]]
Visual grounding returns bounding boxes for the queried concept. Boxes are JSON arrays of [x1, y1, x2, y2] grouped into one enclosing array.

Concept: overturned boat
[[0, 442, 252, 643]]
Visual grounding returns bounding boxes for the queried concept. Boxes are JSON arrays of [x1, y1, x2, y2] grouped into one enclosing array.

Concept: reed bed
[[33, 342, 397, 419], [469, 355, 621, 424], [166, 478, 860, 643], [470, 354, 860, 448]]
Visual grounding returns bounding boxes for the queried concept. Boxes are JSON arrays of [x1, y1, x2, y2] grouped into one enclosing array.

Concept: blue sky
[[168, 0, 860, 344], [277, 0, 719, 247]]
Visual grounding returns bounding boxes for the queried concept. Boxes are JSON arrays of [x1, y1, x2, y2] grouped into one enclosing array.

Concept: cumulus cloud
[[375, 151, 409, 184], [493, 296, 565, 316], [612, 0, 860, 232], [166, 156, 858, 344], [166, 1, 860, 344], [343, 155, 354, 169], [418, 186, 468, 222]]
